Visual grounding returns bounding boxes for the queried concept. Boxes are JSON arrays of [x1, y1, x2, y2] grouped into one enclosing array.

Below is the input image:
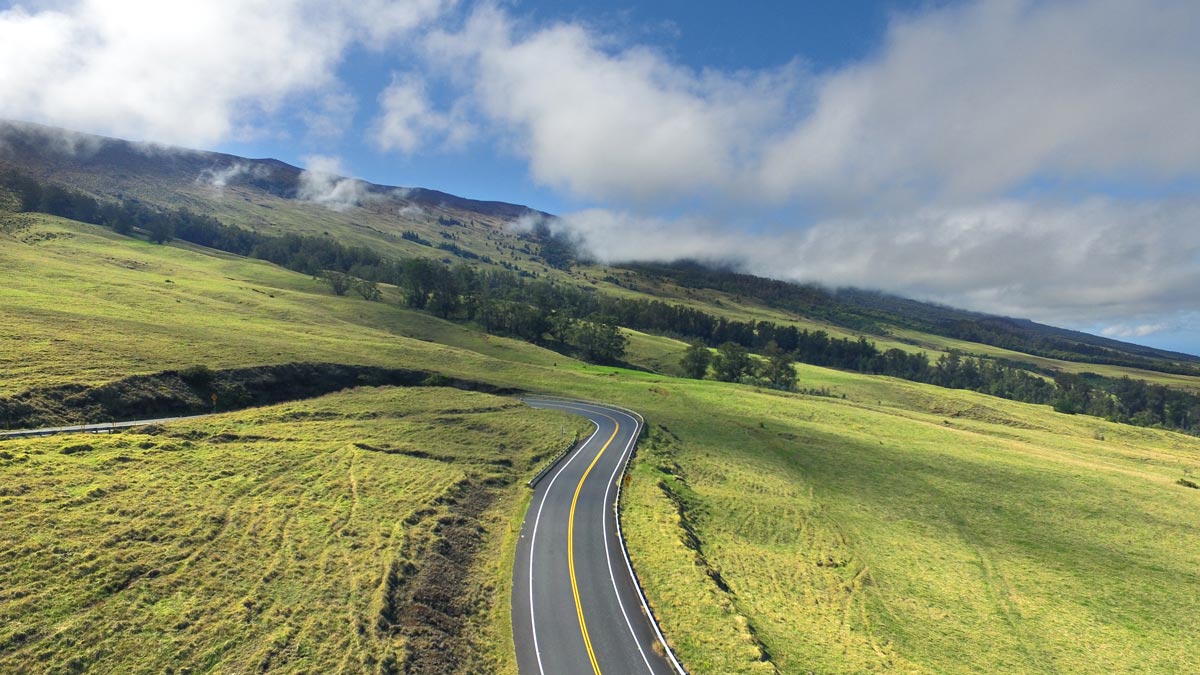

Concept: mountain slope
[[2, 209, 1198, 674], [6, 119, 1194, 380], [0, 120, 557, 275], [623, 260, 1200, 372]]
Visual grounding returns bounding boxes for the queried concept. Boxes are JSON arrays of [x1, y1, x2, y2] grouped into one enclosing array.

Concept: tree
[[353, 278, 382, 301], [566, 321, 627, 364], [400, 258, 439, 309], [547, 312, 576, 344], [712, 342, 751, 382], [321, 270, 352, 296], [758, 342, 798, 391], [145, 217, 174, 244], [427, 270, 462, 318], [680, 342, 712, 379]]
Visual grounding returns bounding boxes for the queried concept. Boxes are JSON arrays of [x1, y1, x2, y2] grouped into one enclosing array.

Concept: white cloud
[[198, 162, 269, 189], [0, 0, 451, 146], [371, 73, 474, 154], [424, 5, 800, 203], [397, 204, 425, 219], [507, 211, 550, 235], [297, 155, 368, 211], [759, 0, 1200, 210], [559, 197, 1200, 327], [1101, 324, 1169, 339], [425, 1, 1199, 211]]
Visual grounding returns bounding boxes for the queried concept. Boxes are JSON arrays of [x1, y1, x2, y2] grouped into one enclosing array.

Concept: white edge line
[[537, 401, 658, 673], [610, 407, 689, 675], [526, 413, 600, 675], [528, 396, 688, 675], [599, 408, 658, 673]]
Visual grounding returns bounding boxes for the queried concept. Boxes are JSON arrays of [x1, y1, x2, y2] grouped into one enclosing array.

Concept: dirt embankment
[[0, 362, 519, 429]]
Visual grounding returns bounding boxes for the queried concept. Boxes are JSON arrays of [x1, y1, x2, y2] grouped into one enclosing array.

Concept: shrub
[[179, 365, 215, 388]]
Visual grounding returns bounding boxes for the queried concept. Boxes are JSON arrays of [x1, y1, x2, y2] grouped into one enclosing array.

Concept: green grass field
[[0, 211, 580, 397], [4, 213, 1200, 673], [617, 375, 1200, 674], [0, 387, 589, 674]]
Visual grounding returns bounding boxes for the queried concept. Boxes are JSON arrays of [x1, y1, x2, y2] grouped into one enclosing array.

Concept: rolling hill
[[2, 121, 1198, 674], [4, 119, 1195, 383]]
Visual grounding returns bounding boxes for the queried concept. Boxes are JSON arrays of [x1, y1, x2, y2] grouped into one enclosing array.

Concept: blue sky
[[205, 0, 942, 219], [1, 0, 1198, 354], [214, 1, 927, 214]]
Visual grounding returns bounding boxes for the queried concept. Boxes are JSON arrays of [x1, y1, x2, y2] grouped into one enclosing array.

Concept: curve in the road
[[513, 398, 686, 675]]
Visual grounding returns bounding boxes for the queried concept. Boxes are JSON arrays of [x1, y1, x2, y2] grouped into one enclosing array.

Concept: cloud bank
[[421, 0, 1200, 212], [0, 0, 451, 145], [406, 0, 1200, 340]]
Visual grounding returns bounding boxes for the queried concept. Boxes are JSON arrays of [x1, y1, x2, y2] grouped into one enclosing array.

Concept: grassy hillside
[[0, 210, 579, 398], [6, 119, 1198, 395], [0, 387, 590, 674], [0, 120, 562, 278], [623, 261, 1200, 375], [619, 374, 1200, 674], [3, 211, 1199, 673]]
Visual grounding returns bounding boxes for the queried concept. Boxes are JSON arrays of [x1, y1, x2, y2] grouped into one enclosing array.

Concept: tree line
[[4, 169, 1198, 434], [1, 169, 384, 274], [624, 260, 1200, 377]]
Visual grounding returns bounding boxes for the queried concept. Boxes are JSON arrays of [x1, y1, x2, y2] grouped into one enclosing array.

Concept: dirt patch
[[375, 478, 500, 674]]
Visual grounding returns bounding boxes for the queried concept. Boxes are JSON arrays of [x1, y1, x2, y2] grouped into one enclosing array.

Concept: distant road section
[[0, 415, 210, 440], [512, 398, 683, 675]]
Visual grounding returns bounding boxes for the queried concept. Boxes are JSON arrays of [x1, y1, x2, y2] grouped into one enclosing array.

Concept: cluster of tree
[[383, 259, 627, 362], [679, 337, 1053, 403], [401, 230, 432, 246], [436, 241, 493, 263], [620, 260, 888, 332], [931, 318, 1200, 376], [3, 170, 174, 242], [681, 341, 798, 391], [320, 271, 381, 301], [1053, 373, 1200, 433]]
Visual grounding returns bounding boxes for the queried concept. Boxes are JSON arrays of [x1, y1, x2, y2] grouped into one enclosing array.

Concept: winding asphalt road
[[513, 399, 683, 675]]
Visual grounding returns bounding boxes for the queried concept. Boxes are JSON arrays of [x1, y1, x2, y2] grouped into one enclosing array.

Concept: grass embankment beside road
[[0, 387, 589, 674]]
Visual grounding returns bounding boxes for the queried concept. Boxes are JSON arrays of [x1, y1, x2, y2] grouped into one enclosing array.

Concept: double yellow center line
[[567, 416, 620, 675]]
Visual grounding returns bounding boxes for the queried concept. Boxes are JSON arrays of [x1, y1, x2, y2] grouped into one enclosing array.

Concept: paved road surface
[[0, 415, 210, 440], [513, 399, 682, 675]]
